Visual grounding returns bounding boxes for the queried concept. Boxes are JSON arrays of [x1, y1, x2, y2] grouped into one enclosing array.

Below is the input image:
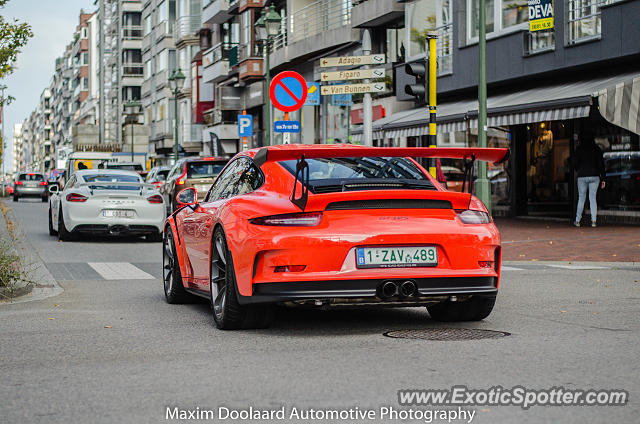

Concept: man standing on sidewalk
[[573, 131, 606, 227]]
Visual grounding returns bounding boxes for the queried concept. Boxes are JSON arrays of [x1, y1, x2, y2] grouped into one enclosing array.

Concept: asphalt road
[[1, 199, 639, 424]]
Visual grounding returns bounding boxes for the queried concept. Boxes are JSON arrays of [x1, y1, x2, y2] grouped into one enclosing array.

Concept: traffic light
[[404, 62, 427, 101]]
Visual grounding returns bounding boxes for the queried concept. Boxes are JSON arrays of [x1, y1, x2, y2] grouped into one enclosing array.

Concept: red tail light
[[153, 181, 163, 188], [176, 168, 187, 185], [249, 212, 322, 227], [147, 194, 163, 204], [14, 181, 23, 185], [40, 181, 47, 186], [478, 261, 494, 268], [455, 195, 492, 224], [66, 193, 88, 202]]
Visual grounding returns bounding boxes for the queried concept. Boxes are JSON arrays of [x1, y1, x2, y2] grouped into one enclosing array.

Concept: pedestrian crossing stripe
[[500, 266, 524, 271], [46, 262, 161, 281], [88, 262, 155, 280]]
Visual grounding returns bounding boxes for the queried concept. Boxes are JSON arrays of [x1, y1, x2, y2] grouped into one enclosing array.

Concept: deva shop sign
[[528, 0, 554, 31]]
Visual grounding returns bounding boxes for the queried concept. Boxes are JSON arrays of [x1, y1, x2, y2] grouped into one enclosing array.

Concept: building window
[[157, 49, 168, 72], [144, 14, 152, 35], [81, 27, 88, 39], [158, 0, 168, 23], [566, 0, 602, 45], [80, 52, 89, 66], [406, 0, 453, 75], [239, 11, 251, 61], [467, 0, 530, 41]]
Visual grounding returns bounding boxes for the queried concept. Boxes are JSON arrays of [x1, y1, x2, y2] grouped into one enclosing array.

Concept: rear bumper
[[240, 277, 498, 305], [71, 224, 160, 236], [15, 187, 46, 197]]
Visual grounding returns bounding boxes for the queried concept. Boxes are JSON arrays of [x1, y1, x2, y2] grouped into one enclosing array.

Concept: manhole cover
[[383, 328, 510, 341]]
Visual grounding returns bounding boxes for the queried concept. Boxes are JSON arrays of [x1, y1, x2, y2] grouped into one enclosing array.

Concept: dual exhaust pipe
[[379, 280, 417, 299]]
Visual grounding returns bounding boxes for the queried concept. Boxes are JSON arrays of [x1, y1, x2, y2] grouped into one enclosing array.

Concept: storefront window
[[469, 126, 512, 210], [593, 122, 640, 211]]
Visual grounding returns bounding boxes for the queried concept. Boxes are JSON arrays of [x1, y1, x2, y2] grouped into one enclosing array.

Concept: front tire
[[427, 296, 496, 322], [162, 226, 192, 304], [146, 231, 163, 242], [210, 227, 273, 330], [13, 194, 18, 202], [48, 207, 58, 236]]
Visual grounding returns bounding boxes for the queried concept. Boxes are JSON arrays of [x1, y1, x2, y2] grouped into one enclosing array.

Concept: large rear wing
[[76, 182, 157, 190], [253, 146, 510, 167], [250, 145, 510, 211]]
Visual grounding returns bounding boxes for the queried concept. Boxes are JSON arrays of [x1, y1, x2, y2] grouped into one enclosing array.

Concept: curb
[[0, 200, 63, 304]]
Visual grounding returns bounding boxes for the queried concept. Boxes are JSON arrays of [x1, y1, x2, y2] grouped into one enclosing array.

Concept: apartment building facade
[[12, 124, 23, 173]]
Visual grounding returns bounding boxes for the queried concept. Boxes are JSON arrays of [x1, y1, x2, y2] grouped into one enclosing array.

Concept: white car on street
[[48, 170, 165, 241]]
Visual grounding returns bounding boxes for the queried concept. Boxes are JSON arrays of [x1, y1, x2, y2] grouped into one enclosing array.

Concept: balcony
[[182, 123, 204, 143], [155, 20, 173, 41], [176, 14, 201, 41], [122, 25, 143, 40], [350, 0, 403, 28], [271, 0, 357, 68], [202, 43, 238, 84], [122, 63, 144, 77], [210, 123, 238, 140], [202, 0, 233, 25]]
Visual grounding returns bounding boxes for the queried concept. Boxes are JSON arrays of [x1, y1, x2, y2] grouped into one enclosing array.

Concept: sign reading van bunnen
[[528, 0, 554, 32]]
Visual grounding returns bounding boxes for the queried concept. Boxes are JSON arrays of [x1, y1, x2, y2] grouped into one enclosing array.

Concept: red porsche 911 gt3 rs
[[162, 145, 509, 329]]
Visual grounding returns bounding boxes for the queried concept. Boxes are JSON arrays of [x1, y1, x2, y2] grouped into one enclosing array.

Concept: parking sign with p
[[238, 115, 253, 137]]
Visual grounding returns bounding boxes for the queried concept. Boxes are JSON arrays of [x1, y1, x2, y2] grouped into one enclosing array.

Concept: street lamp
[[168, 68, 186, 163], [255, 5, 281, 146], [123, 100, 142, 162]]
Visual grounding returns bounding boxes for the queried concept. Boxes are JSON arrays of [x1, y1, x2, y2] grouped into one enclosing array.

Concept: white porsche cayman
[[48, 170, 166, 241]]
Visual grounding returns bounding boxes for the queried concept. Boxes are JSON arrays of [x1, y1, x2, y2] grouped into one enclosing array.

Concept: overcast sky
[[1, 0, 95, 171]]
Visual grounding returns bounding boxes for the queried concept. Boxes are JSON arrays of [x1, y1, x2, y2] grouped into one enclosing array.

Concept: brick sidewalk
[[495, 218, 640, 262]]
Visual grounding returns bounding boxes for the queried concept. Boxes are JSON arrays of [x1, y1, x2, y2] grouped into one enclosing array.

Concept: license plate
[[196, 184, 209, 193], [356, 246, 438, 268], [102, 209, 135, 218]]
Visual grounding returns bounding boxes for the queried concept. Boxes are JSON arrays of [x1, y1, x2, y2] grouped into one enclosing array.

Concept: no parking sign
[[269, 71, 308, 113]]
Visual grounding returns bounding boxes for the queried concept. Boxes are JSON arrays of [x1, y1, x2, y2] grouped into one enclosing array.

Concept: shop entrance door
[[524, 122, 573, 218]]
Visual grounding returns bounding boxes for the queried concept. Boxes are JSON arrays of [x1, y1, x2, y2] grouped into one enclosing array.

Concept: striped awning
[[598, 75, 640, 135], [467, 105, 591, 128]]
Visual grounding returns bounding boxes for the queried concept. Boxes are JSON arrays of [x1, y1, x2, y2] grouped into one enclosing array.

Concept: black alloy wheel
[[162, 227, 191, 303], [209, 227, 273, 330]]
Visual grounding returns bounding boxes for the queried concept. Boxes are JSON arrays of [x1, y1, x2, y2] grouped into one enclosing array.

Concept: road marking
[[547, 265, 610, 270], [88, 262, 155, 280], [501, 266, 524, 271]]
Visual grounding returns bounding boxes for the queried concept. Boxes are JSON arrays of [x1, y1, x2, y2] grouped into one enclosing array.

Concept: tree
[[0, 0, 33, 82]]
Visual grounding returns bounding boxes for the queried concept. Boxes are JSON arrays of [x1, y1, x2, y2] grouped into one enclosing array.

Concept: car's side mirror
[[176, 187, 198, 206], [48, 185, 59, 194]]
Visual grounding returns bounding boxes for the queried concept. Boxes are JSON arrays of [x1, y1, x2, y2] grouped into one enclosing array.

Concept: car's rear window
[[279, 157, 433, 193], [187, 161, 226, 179], [107, 164, 143, 171], [19, 173, 44, 181], [280, 157, 428, 180], [82, 174, 142, 191], [156, 170, 170, 180]]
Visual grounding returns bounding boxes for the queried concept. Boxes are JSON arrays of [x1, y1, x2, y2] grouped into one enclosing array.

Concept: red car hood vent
[[325, 199, 452, 211]]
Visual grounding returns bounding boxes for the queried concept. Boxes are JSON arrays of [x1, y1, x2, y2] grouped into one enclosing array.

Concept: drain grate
[[383, 328, 510, 341]]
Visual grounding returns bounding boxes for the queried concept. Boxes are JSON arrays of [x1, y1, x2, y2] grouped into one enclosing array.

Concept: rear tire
[[48, 207, 58, 236], [162, 226, 192, 304], [210, 227, 274, 330], [427, 296, 496, 322], [57, 206, 74, 241], [12, 194, 18, 202], [41, 195, 48, 203]]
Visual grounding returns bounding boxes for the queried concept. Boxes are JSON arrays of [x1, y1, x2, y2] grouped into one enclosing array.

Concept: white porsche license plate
[[102, 209, 135, 218], [196, 184, 209, 193], [356, 246, 438, 268]]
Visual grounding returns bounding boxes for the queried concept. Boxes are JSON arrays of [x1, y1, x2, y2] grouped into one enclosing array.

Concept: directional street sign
[[269, 71, 308, 112], [320, 54, 385, 68], [237, 114, 253, 137], [321, 68, 385, 82], [274, 121, 301, 133], [321, 83, 386, 96]]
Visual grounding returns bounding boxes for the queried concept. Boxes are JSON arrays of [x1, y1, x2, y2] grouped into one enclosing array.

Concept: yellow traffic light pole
[[427, 32, 438, 177]]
